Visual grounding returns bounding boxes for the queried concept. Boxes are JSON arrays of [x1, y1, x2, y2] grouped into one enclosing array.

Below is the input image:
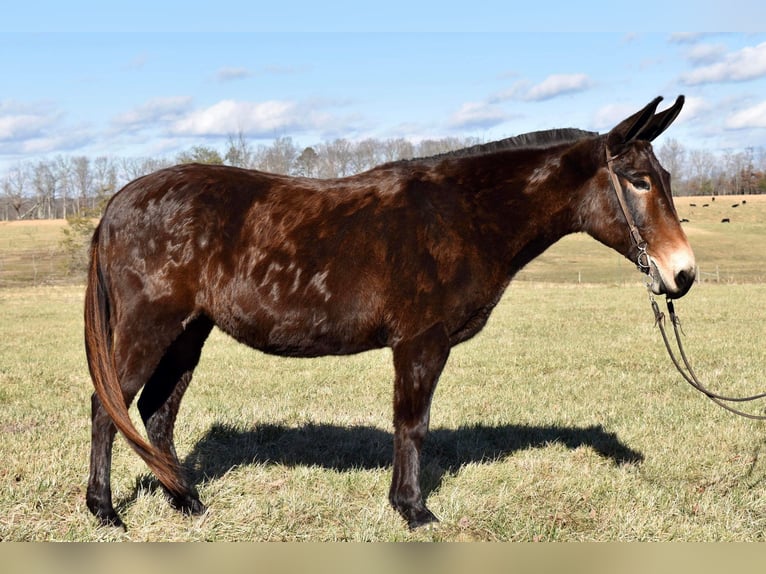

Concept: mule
[[84, 96, 695, 529]]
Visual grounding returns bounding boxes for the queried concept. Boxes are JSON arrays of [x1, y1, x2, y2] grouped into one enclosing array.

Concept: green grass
[[2, 283, 766, 541]]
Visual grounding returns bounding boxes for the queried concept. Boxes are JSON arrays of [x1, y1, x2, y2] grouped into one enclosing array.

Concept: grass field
[[1, 194, 765, 541]]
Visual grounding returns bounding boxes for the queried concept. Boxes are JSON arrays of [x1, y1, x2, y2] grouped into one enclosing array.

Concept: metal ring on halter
[[636, 242, 651, 274]]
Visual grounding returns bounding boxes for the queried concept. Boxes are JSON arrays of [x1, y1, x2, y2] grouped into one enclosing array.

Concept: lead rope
[[649, 292, 766, 420]]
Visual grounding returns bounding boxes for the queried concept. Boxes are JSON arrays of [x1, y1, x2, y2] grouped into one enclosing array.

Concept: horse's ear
[[606, 96, 664, 153], [633, 95, 685, 142]]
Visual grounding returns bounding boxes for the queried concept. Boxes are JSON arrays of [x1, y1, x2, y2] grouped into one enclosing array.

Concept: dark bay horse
[[85, 96, 695, 529]]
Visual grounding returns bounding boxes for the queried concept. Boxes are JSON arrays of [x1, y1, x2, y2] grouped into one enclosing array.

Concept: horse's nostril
[[674, 268, 695, 295]]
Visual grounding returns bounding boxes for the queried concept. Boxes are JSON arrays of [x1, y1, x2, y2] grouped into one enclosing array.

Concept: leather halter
[[605, 147, 651, 274]]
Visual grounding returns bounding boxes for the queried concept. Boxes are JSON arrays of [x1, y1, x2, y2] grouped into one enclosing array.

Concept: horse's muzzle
[[648, 256, 696, 299]]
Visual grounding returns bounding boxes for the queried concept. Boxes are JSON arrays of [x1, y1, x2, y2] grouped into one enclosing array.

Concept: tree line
[[2, 133, 765, 221]]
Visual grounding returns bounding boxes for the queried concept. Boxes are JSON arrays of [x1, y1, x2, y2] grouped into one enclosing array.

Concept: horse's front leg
[[389, 322, 451, 529]]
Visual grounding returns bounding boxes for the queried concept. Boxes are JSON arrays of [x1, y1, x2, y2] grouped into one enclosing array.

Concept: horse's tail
[[84, 224, 185, 495]]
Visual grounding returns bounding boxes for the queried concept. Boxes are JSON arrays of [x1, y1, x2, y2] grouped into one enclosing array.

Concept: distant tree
[[295, 146, 319, 177], [255, 136, 298, 175], [54, 156, 73, 219], [224, 130, 255, 168], [381, 138, 415, 162], [119, 156, 173, 184], [350, 138, 382, 174], [3, 164, 30, 219], [658, 138, 687, 194], [60, 213, 96, 276], [317, 138, 353, 178], [176, 145, 224, 165], [32, 161, 58, 219], [92, 156, 117, 214], [71, 156, 93, 217]]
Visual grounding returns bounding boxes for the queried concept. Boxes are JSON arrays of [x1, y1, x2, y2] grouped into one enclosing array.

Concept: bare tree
[[317, 138, 353, 178], [381, 138, 415, 162], [658, 138, 687, 194], [32, 160, 58, 219], [349, 138, 382, 174], [2, 164, 30, 220], [71, 156, 93, 216], [54, 156, 73, 219], [254, 136, 298, 175], [224, 130, 255, 168]]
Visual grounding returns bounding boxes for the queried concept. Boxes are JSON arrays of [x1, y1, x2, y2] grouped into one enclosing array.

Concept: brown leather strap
[[605, 147, 650, 272]]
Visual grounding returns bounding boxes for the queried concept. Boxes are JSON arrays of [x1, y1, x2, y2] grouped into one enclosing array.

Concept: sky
[[2, 2, 766, 173]]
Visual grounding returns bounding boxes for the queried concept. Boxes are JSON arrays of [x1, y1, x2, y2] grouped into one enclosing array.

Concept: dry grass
[[2, 194, 765, 540], [2, 282, 766, 541]]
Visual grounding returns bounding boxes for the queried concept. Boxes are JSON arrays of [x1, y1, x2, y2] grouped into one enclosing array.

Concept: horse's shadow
[[120, 421, 643, 509]]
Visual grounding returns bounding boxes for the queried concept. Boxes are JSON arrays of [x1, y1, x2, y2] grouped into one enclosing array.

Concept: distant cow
[[680, 218, 690, 223], [721, 218, 730, 223], [732, 203, 740, 208]]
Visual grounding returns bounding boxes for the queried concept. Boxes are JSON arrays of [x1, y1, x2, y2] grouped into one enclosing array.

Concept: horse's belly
[[213, 297, 385, 358]]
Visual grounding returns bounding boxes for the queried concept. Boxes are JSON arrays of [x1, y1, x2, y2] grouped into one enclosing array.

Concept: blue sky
[[2, 3, 766, 172]]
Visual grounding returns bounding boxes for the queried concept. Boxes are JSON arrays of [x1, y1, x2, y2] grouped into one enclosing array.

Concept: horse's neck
[[450, 140, 599, 272]]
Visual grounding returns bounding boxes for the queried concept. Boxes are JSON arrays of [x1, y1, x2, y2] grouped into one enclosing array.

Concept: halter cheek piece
[[605, 147, 651, 275]]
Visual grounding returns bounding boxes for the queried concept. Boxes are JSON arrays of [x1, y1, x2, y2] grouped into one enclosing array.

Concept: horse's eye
[[632, 178, 651, 191]]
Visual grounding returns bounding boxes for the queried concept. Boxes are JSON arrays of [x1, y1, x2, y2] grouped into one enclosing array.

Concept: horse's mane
[[416, 128, 598, 164]]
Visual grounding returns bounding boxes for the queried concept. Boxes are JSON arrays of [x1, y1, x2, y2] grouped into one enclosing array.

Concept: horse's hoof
[[169, 493, 207, 516], [404, 506, 440, 530], [409, 513, 439, 530], [95, 510, 126, 531]]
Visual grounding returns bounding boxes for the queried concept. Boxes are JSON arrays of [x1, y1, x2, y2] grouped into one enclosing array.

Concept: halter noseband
[[605, 147, 652, 274]]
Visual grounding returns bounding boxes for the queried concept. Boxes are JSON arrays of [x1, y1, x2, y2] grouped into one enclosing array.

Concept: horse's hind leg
[[389, 323, 451, 529], [87, 309, 201, 528], [87, 394, 123, 528], [86, 347, 157, 528], [137, 315, 213, 515]]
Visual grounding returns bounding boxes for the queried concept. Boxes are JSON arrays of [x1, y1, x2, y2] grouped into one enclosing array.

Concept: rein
[[649, 297, 766, 420], [605, 146, 766, 421]]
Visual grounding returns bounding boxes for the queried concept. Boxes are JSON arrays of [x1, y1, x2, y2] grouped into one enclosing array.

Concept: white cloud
[[0, 100, 94, 157], [591, 103, 637, 132], [167, 98, 357, 138], [523, 74, 592, 101], [111, 96, 193, 132], [725, 101, 766, 129], [448, 101, 507, 130], [491, 74, 592, 104], [681, 41, 766, 85], [0, 101, 61, 142], [685, 43, 727, 64], [677, 96, 710, 123]]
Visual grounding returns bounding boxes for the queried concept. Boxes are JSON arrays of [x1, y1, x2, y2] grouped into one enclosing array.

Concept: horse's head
[[584, 96, 696, 299]]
